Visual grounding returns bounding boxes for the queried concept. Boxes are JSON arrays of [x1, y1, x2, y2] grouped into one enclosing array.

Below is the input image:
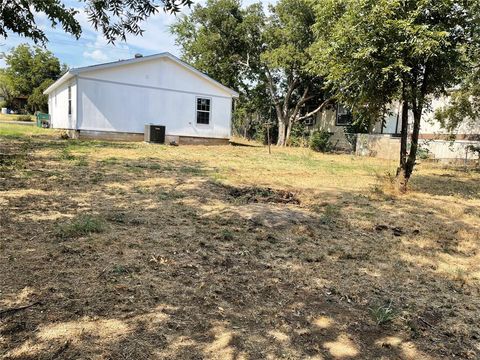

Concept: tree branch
[[297, 98, 333, 121]]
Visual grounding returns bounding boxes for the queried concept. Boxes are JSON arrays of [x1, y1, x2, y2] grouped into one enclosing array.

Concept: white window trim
[[195, 96, 212, 126]]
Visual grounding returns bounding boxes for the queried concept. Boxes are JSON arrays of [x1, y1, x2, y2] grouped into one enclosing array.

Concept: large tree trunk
[[405, 106, 422, 179], [285, 119, 294, 146], [396, 65, 429, 191], [396, 97, 409, 192], [277, 120, 286, 146]]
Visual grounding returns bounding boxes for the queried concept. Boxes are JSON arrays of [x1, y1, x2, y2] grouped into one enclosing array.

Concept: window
[[68, 86, 72, 116], [336, 104, 353, 126], [196, 97, 211, 124], [303, 106, 316, 126]]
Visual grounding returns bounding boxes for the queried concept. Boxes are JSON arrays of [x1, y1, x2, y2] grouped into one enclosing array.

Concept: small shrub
[[56, 214, 107, 239], [221, 229, 234, 241], [369, 302, 397, 325], [309, 130, 332, 152], [17, 115, 33, 122], [111, 265, 130, 275], [59, 148, 75, 161]]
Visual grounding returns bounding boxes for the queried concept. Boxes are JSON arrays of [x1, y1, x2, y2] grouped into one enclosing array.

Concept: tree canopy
[[309, 0, 478, 188], [172, 0, 330, 145], [0, 44, 66, 113], [0, 0, 192, 44]]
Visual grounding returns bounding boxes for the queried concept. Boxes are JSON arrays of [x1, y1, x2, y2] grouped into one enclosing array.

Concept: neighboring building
[[310, 98, 480, 162], [44, 52, 239, 144]]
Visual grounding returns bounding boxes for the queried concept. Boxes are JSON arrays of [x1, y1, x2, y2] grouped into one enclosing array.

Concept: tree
[[28, 79, 55, 113], [0, 0, 192, 44], [310, 0, 477, 190], [171, 0, 329, 146], [435, 1, 480, 133], [263, 0, 330, 146], [172, 0, 269, 140], [2, 44, 66, 112], [0, 70, 18, 109]]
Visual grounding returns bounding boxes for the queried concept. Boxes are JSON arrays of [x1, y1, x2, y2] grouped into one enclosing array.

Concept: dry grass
[[0, 114, 34, 122], [1, 123, 479, 359]]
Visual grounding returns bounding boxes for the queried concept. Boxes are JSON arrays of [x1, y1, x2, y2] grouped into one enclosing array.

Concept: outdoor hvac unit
[[144, 124, 166, 144]]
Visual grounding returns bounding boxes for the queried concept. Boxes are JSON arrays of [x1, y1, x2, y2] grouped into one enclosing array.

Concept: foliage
[[172, 0, 270, 139], [433, 1, 480, 132], [263, 0, 329, 145], [309, 130, 332, 153], [310, 0, 478, 187], [435, 70, 480, 132], [0, 0, 192, 44], [16, 115, 33, 122], [2, 45, 64, 112], [0, 70, 18, 109], [171, 0, 329, 145], [27, 79, 55, 113]]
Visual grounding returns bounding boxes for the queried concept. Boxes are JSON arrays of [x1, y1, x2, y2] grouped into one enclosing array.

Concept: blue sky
[[0, 0, 276, 69]]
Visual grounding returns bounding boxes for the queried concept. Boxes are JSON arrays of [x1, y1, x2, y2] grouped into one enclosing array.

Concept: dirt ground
[[1, 125, 479, 359]]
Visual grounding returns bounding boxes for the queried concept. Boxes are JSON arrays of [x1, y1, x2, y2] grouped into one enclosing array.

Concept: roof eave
[[43, 71, 75, 95]]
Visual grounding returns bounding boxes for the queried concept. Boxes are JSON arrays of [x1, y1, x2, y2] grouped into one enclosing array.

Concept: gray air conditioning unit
[[144, 124, 166, 144]]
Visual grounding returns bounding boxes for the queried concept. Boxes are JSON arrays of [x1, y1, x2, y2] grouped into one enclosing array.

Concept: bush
[[309, 130, 332, 152], [17, 114, 33, 122]]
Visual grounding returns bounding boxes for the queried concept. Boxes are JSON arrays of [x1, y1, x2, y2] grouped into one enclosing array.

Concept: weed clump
[[369, 302, 397, 325], [56, 214, 107, 239]]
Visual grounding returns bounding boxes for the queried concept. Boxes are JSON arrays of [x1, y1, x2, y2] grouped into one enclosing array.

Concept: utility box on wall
[[144, 125, 166, 144]]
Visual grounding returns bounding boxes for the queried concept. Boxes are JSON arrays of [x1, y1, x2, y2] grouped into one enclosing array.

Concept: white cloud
[[83, 49, 109, 62]]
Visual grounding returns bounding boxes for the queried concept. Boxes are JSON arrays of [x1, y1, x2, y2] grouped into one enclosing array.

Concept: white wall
[[377, 97, 480, 136], [75, 57, 232, 138], [48, 79, 76, 129]]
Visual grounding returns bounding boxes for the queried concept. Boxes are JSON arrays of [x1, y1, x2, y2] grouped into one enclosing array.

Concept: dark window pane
[[197, 111, 210, 124], [197, 98, 210, 111]]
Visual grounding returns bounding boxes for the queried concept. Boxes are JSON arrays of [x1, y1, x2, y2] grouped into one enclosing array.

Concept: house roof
[[43, 52, 239, 97]]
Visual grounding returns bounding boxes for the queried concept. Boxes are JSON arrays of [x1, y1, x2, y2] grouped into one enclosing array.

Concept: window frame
[[195, 97, 212, 125], [68, 86, 72, 116], [335, 104, 353, 126]]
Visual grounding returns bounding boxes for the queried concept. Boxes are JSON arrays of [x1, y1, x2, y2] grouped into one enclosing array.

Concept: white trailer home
[[44, 52, 239, 144]]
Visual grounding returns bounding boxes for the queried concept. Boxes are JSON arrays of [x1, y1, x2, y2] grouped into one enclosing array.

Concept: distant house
[[310, 99, 480, 161], [44, 53, 239, 144]]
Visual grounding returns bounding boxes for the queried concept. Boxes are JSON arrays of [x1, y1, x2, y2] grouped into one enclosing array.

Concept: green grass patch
[[56, 214, 107, 239]]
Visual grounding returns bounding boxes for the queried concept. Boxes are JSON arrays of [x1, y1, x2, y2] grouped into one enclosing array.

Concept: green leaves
[[1, 44, 65, 113], [0, 0, 192, 44]]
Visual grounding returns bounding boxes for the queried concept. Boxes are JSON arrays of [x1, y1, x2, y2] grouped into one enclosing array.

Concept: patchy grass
[[0, 114, 34, 122], [55, 214, 107, 239], [1, 124, 479, 359], [370, 302, 398, 326]]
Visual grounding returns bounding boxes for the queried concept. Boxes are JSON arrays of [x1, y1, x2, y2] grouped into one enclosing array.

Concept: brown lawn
[[1, 123, 479, 359]]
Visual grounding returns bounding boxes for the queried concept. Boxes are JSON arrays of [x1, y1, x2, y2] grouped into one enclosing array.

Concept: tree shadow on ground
[[1, 138, 479, 359]]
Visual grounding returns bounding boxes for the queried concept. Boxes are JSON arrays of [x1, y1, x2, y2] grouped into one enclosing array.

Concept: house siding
[[47, 55, 234, 141], [49, 79, 77, 130]]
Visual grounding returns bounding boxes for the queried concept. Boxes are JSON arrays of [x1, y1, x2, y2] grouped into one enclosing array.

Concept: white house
[[312, 99, 480, 161], [44, 52, 239, 144]]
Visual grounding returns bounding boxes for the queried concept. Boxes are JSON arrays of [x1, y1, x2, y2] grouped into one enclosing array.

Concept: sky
[[0, 0, 276, 69]]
